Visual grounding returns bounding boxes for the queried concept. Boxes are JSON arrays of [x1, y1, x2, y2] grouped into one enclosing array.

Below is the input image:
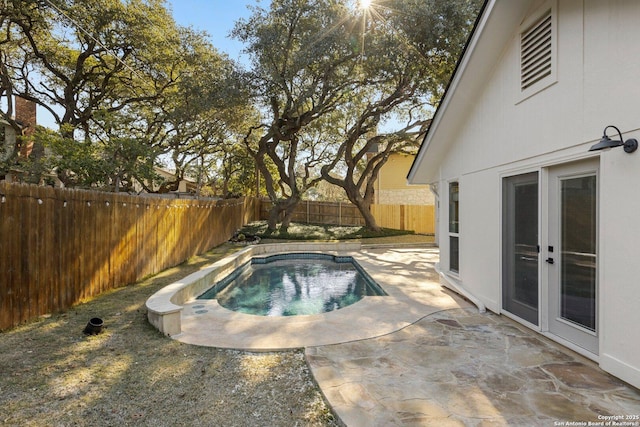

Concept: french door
[[547, 160, 598, 355], [503, 160, 599, 356]]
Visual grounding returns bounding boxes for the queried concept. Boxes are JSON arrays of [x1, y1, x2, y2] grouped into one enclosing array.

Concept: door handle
[[545, 258, 555, 265]]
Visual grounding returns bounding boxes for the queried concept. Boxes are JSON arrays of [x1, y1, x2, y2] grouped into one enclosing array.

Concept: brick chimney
[[14, 96, 37, 158]]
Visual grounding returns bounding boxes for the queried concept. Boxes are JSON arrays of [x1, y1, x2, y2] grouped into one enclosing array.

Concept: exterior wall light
[[589, 125, 638, 153]]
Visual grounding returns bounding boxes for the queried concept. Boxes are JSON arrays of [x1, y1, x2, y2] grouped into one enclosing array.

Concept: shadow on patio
[[307, 306, 640, 426]]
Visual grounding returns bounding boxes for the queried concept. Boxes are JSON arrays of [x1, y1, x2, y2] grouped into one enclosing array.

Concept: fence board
[[259, 199, 434, 234], [41, 188, 53, 316], [0, 188, 13, 328], [23, 185, 35, 323], [0, 182, 259, 330]]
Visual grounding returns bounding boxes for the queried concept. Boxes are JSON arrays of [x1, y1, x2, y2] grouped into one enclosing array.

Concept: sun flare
[[358, 0, 372, 10]]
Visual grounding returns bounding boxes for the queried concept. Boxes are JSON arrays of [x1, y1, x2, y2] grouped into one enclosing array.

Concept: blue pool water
[[197, 253, 386, 316]]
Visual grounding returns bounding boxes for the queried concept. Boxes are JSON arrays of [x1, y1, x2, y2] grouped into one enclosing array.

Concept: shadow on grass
[[0, 243, 337, 427]]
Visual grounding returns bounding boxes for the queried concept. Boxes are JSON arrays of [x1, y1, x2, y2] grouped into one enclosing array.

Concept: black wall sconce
[[589, 125, 638, 153]]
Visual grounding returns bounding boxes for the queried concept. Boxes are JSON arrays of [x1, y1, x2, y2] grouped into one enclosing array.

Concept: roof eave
[[407, 0, 534, 185]]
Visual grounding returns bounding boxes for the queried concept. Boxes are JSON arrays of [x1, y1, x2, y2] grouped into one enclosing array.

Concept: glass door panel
[[560, 175, 597, 331], [503, 172, 539, 325], [547, 160, 598, 355]]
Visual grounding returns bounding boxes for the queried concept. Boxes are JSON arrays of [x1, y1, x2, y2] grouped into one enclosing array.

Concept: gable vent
[[520, 11, 552, 91]]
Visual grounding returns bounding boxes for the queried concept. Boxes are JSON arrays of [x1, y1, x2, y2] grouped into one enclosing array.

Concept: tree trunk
[[280, 198, 301, 233], [341, 181, 381, 232], [356, 201, 381, 232], [266, 196, 301, 233], [266, 205, 282, 233]]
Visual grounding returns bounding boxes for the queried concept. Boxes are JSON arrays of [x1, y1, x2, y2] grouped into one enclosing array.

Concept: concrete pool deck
[[171, 246, 640, 426]]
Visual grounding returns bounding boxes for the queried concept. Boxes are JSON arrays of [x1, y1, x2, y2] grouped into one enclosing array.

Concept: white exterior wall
[[431, 0, 640, 387], [598, 152, 640, 387]]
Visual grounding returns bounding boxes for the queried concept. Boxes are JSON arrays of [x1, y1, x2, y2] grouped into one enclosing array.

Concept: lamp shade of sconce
[[589, 125, 638, 153]]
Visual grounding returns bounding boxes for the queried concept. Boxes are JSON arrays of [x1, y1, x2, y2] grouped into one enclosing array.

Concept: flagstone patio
[[306, 306, 640, 426], [165, 245, 640, 426]]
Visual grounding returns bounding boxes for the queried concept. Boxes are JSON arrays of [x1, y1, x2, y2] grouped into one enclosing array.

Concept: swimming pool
[[145, 243, 459, 349], [197, 253, 386, 316]]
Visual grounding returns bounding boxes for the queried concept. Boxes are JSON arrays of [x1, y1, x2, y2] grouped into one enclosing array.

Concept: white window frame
[[448, 181, 460, 274]]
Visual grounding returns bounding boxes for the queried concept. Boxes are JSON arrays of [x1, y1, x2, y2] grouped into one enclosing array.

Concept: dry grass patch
[[0, 244, 337, 426]]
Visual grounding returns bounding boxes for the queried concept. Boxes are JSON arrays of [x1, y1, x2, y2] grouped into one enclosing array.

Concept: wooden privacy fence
[[260, 199, 434, 234], [0, 182, 259, 330], [370, 204, 435, 235], [260, 199, 366, 226]]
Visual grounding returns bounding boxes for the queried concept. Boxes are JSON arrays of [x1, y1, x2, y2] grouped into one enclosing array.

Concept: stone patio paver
[[306, 307, 640, 426]]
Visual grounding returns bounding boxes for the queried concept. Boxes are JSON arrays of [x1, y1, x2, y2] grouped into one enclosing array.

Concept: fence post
[[339, 201, 342, 226], [307, 199, 310, 224]]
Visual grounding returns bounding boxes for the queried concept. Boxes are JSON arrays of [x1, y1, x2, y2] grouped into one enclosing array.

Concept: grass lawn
[[0, 244, 337, 426], [0, 223, 432, 426]]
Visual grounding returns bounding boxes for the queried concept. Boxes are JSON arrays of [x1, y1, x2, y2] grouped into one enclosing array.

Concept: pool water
[[197, 254, 386, 316]]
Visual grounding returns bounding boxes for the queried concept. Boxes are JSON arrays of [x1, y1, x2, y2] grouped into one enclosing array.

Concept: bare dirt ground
[[0, 244, 338, 426]]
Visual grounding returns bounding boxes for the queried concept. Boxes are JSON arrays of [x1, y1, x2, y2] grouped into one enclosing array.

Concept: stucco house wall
[[409, 0, 640, 388], [375, 153, 434, 205]]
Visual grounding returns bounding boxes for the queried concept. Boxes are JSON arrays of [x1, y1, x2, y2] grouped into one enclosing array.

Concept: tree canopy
[[1, 0, 246, 190], [234, 0, 481, 230], [1, 0, 481, 231]]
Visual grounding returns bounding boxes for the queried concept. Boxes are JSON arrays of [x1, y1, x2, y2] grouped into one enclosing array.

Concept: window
[[519, 1, 557, 100], [449, 182, 459, 273]]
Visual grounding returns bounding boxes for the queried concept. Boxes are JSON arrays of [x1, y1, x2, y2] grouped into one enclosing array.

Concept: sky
[[167, 0, 269, 62]]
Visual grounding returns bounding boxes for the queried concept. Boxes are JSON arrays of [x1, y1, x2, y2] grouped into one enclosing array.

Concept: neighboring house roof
[[155, 167, 197, 184], [407, 0, 536, 185], [0, 118, 19, 131]]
